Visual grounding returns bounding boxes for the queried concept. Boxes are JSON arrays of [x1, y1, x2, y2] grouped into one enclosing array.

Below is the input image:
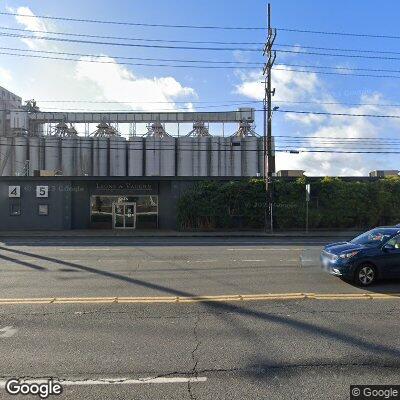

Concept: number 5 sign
[[36, 186, 49, 198]]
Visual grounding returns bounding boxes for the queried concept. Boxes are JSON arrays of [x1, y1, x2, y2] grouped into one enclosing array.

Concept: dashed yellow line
[[0, 292, 399, 305]]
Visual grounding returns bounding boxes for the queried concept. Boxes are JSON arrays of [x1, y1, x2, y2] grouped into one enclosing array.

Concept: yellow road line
[[0, 292, 399, 305]]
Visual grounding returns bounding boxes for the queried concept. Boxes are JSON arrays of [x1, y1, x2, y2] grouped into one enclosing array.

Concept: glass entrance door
[[112, 202, 136, 229]]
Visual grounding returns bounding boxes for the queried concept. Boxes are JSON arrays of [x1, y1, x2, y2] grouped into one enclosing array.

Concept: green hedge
[[177, 177, 400, 231]]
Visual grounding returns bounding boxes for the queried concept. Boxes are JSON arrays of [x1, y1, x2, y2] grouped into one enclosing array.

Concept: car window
[[351, 229, 395, 246], [386, 235, 400, 249]]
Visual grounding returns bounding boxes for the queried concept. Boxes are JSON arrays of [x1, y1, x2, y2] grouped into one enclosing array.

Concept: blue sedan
[[321, 227, 400, 286]]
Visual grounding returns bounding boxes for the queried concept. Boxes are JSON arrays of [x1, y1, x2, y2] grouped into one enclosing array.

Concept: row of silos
[[0, 135, 264, 177]]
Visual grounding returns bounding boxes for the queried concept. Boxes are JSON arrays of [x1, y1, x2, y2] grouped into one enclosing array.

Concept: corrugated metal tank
[[77, 138, 93, 176], [28, 136, 41, 175], [231, 137, 242, 177], [145, 137, 161, 176], [13, 136, 28, 175], [258, 137, 264, 177], [192, 137, 200, 176], [109, 137, 126, 176], [160, 137, 175, 176], [198, 137, 209, 176], [210, 137, 220, 177], [243, 136, 258, 176], [0, 137, 12, 176], [177, 137, 193, 176], [61, 138, 77, 176], [219, 137, 231, 176], [127, 137, 144, 176], [44, 137, 61, 171], [92, 138, 108, 176]]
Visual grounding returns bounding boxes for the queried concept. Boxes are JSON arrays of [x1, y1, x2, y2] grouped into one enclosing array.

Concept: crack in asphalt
[[188, 315, 201, 400]]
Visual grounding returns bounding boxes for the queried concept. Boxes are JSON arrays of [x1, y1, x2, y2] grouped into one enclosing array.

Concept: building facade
[[0, 176, 243, 230]]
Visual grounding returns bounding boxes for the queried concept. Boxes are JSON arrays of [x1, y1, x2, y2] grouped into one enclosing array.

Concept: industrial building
[[0, 85, 269, 230]]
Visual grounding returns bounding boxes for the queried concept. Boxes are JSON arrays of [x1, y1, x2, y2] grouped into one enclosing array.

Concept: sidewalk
[[0, 229, 361, 238]]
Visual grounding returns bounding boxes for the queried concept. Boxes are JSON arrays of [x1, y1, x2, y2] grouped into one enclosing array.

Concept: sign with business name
[[8, 186, 20, 198], [94, 182, 158, 194], [36, 186, 49, 198]]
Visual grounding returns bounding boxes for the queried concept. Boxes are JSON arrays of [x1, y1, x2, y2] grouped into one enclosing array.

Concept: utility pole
[[263, 3, 277, 232]]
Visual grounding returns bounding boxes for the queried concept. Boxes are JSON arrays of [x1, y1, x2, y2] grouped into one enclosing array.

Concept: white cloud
[[236, 65, 400, 176], [8, 6, 56, 50], [0, 67, 12, 84], [2, 7, 197, 128], [235, 66, 320, 102], [75, 56, 196, 112]]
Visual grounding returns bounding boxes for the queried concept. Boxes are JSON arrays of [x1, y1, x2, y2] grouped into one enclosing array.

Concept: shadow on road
[[1, 245, 400, 366]]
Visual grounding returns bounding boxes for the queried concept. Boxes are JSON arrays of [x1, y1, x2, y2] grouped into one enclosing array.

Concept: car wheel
[[354, 264, 376, 286]]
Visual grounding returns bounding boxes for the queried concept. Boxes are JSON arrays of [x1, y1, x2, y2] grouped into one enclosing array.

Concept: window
[[38, 204, 49, 216], [10, 203, 21, 216], [386, 235, 400, 249]]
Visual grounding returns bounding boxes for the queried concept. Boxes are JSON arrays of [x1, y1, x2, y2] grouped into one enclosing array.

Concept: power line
[[35, 100, 262, 104], [0, 25, 264, 46], [7, 107, 400, 121], [275, 109, 400, 119], [5, 48, 400, 76], [0, 45, 263, 65], [0, 50, 257, 69], [0, 11, 265, 30], [276, 49, 400, 61], [277, 27, 400, 40], [0, 31, 262, 51], [273, 100, 400, 108], [282, 63, 400, 75], [273, 66, 400, 79], [1, 139, 400, 155], [27, 98, 400, 109], [277, 43, 400, 56]]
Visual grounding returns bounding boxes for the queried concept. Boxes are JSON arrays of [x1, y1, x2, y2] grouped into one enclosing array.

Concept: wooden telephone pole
[[263, 3, 277, 231]]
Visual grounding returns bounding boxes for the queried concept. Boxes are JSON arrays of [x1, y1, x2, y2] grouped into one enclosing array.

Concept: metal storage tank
[[198, 136, 209, 176], [13, 136, 28, 176], [44, 137, 61, 172], [61, 138, 77, 176], [258, 137, 264, 177], [92, 138, 108, 176], [219, 137, 231, 176], [231, 136, 242, 177], [191, 137, 200, 176], [160, 137, 175, 176], [177, 137, 193, 176], [210, 136, 220, 177], [0, 137, 12, 176], [145, 137, 161, 176], [77, 138, 93, 176], [28, 136, 41, 176], [109, 137, 126, 176], [243, 136, 259, 176], [127, 137, 144, 176]]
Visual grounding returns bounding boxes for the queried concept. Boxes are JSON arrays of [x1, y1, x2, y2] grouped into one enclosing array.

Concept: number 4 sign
[[36, 186, 49, 198], [8, 186, 20, 198]]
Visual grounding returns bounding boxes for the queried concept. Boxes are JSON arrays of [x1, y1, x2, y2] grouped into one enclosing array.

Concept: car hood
[[323, 241, 365, 255]]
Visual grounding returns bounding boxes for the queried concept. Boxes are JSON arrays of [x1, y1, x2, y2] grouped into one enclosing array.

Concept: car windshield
[[350, 229, 394, 246]]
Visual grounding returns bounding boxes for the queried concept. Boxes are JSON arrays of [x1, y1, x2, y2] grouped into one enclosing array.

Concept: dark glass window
[[10, 203, 21, 216], [38, 204, 49, 216]]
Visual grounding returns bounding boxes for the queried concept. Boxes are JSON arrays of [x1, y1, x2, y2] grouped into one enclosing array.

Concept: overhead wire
[[0, 11, 266, 30]]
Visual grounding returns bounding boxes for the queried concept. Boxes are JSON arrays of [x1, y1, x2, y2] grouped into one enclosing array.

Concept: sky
[[0, 0, 400, 175]]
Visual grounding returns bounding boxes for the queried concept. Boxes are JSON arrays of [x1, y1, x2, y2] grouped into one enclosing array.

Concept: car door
[[381, 234, 400, 277]]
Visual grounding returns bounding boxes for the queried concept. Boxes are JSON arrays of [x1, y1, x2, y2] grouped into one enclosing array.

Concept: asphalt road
[[0, 237, 399, 399]]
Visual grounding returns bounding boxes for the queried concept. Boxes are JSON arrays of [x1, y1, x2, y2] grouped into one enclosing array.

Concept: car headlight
[[339, 251, 360, 259]]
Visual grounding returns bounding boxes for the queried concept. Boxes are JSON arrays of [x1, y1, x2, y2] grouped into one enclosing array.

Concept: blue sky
[[0, 0, 400, 175]]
